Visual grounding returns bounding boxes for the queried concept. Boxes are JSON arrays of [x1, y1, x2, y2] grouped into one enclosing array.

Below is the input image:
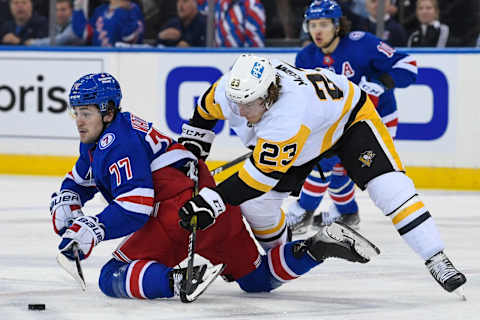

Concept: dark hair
[[338, 16, 351, 38]]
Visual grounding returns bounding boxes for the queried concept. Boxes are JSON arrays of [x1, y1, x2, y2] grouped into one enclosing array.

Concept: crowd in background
[[0, 0, 479, 47]]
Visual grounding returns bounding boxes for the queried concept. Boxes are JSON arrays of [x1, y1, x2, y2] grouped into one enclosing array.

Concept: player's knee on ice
[[99, 258, 173, 299]]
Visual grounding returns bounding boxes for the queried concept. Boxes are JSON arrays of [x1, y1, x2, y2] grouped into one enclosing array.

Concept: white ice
[[1, 175, 479, 319]]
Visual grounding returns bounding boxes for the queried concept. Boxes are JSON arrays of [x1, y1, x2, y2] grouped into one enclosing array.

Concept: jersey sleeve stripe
[[393, 55, 418, 74], [114, 188, 154, 215], [67, 166, 96, 187], [321, 82, 355, 153], [238, 158, 279, 192], [150, 148, 196, 171]]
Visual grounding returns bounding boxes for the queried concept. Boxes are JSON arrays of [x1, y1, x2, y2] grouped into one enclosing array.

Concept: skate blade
[[453, 287, 467, 301], [331, 222, 381, 261], [180, 264, 225, 303]]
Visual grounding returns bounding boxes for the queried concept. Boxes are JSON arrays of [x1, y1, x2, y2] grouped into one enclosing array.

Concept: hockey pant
[[298, 155, 358, 215], [332, 111, 444, 260]]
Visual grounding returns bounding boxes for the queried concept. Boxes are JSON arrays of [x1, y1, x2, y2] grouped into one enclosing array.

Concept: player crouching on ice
[[50, 72, 380, 302]]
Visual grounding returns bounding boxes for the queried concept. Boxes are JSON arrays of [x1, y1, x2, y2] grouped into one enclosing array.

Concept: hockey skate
[[426, 251, 466, 294], [170, 263, 225, 303], [286, 200, 314, 235], [294, 222, 380, 263], [313, 205, 360, 230]]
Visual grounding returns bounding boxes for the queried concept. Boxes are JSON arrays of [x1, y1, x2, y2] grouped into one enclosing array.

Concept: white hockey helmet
[[225, 54, 276, 105]]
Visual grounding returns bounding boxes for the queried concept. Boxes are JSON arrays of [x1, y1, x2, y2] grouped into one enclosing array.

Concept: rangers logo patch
[[359, 150, 375, 167], [99, 133, 115, 150]]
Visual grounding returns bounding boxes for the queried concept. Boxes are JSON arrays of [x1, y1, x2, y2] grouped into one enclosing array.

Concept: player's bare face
[[237, 98, 267, 124], [308, 18, 336, 48], [73, 105, 104, 144]]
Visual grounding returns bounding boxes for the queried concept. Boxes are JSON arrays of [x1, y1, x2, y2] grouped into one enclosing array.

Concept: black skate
[[313, 211, 360, 230], [426, 251, 466, 293], [170, 263, 225, 303], [288, 210, 314, 235], [293, 222, 380, 263]]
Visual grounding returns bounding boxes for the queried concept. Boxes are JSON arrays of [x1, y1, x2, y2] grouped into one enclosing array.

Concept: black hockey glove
[[179, 188, 226, 231], [178, 123, 215, 161]]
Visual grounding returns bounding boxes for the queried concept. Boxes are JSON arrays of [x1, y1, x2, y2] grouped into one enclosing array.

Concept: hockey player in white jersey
[[177, 53, 466, 295]]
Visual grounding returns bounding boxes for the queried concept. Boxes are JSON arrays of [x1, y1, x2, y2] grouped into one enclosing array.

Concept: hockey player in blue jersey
[[71, 0, 144, 46], [50, 72, 380, 302], [286, 0, 418, 232]]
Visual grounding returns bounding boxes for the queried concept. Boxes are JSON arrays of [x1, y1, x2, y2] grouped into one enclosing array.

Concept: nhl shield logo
[[359, 150, 375, 167]]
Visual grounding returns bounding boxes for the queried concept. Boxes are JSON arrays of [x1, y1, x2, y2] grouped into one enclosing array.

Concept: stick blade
[[56, 252, 86, 291]]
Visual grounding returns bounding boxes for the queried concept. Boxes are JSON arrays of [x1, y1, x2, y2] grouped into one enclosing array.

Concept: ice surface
[[1, 175, 478, 319]]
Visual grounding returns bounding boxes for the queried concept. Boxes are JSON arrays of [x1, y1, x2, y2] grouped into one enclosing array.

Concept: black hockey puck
[[28, 304, 45, 310]]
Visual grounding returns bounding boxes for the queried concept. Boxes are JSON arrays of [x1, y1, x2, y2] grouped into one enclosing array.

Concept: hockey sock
[[367, 172, 444, 260], [99, 258, 173, 299], [298, 167, 331, 212], [328, 165, 358, 214]]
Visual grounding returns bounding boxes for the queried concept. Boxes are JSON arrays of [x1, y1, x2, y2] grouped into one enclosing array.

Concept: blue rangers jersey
[[295, 31, 417, 134], [72, 3, 144, 47], [60, 112, 196, 240]]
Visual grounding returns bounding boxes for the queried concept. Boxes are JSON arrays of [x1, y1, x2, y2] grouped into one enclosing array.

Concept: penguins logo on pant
[[359, 150, 376, 168]]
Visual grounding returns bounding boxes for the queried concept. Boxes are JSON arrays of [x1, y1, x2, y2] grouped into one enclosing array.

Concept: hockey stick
[[56, 243, 86, 291], [180, 163, 199, 303], [209, 152, 252, 176]]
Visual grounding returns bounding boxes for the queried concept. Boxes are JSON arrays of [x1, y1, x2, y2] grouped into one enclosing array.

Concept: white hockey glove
[[359, 76, 385, 97], [58, 216, 105, 261], [178, 123, 215, 161], [178, 188, 226, 231], [50, 191, 84, 236]]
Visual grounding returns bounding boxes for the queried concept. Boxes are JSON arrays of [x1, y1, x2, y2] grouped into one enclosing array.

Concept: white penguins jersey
[[197, 58, 383, 194]]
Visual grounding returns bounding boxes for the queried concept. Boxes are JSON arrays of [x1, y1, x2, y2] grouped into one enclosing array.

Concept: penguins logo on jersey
[[359, 150, 375, 167], [99, 133, 115, 150]]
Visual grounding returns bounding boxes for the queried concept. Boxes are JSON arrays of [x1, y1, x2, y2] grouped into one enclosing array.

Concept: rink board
[[0, 47, 479, 189]]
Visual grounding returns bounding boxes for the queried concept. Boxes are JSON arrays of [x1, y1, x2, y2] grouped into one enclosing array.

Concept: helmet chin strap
[[321, 33, 339, 52]]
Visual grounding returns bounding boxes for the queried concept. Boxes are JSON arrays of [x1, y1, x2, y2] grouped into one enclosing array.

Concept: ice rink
[[1, 174, 479, 319]]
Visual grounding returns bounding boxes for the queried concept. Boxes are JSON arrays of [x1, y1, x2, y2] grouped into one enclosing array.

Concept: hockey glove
[[359, 76, 385, 97], [50, 191, 84, 236], [178, 123, 215, 161], [58, 216, 105, 260], [179, 188, 226, 231]]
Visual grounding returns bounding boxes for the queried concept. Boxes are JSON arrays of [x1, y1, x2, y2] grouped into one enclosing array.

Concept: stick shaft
[[210, 152, 252, 176]]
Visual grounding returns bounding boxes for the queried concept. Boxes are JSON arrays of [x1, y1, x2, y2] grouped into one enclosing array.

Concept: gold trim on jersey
[[237, 125, 311, 193], [251, 209, 286, 237], [392, 201, 425, 225], [197, 82, 226, 121], [320, 82, 355, 153]]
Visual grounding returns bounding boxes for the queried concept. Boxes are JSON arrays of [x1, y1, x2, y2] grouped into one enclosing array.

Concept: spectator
[[407, 0, 449, 47], [364, 0, 408, 46], [139, 0, 176, 42], [25, 0, 85, 46], [0, 0, 48, 45], [157, 0, 206, 47], [197, 0, 266, 47], [0, 0, 12, 22], [71, 0, 144, 46]]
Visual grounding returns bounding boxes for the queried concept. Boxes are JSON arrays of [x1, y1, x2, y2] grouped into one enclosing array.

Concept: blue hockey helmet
[[69, 73, 122, 114], [304, 0, 343, 26]]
